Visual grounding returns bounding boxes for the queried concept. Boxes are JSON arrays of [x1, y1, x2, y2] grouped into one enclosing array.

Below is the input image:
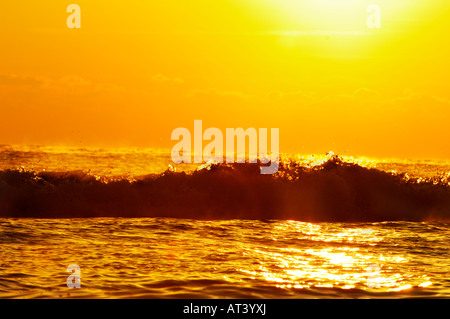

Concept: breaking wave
[[1, 156, 450, 221]]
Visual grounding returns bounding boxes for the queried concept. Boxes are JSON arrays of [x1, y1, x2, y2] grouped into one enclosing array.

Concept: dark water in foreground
[[0, 218, 449, 298]]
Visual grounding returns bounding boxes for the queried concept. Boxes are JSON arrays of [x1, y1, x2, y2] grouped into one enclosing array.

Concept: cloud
[[0, 74, 46, 87], [151, 73, 184, 84], [188, 88, 255, 101], [383, 91, 450, 116], [351, 88, 380, 99], [0, 73, 136, 97]]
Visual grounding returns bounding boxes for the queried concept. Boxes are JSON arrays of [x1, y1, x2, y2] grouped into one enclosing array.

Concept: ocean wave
[[1, 156, 450, 221]]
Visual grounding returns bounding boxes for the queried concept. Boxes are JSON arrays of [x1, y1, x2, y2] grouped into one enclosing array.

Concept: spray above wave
[[1, 155, 450, 221]]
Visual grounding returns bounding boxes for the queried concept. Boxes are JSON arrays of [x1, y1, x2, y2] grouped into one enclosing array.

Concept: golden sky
[[1, 0, 449, 159]]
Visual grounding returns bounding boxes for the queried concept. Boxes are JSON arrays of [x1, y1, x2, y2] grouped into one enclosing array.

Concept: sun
[[243, 0, 429, 34], [261, 0, 369, 31]]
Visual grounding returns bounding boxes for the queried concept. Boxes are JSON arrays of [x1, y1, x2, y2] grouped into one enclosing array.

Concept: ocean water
[[0, 218, 449, 298], [0, 145, 449, 298]]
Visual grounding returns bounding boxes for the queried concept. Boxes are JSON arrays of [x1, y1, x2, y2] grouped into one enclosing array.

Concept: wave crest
[[1, 156, 450, 221]]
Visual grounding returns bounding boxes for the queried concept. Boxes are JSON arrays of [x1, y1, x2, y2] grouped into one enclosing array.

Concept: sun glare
[[246, 0, 433, 33]]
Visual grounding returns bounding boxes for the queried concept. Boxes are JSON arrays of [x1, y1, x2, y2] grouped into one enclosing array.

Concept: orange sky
[[1, 0, 449, 159]]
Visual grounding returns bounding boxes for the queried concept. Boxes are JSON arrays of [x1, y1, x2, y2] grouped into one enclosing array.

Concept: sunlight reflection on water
[[0, 218, 449, 298]]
